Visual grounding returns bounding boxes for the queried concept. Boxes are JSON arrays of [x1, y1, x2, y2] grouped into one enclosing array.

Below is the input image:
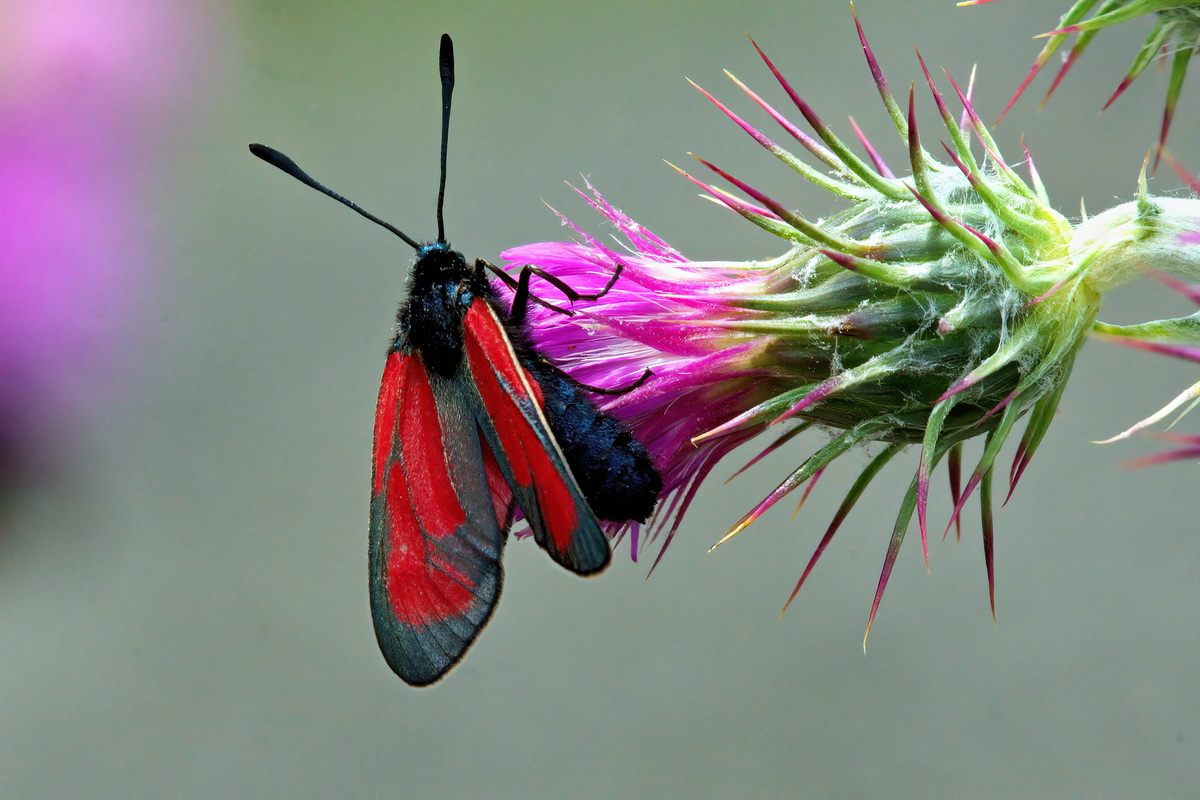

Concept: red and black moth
[[251, 35, 661, 685]]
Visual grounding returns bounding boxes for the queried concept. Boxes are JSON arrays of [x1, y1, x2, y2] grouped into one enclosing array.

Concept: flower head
[[963, 0, 1200, 158], [500, 11, 1200, 637]]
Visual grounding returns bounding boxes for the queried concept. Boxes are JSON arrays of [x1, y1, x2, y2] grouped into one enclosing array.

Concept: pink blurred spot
[[0, 0, 213, 475]]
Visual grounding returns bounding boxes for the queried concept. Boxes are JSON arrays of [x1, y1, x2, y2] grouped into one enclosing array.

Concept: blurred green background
[[3, 1, 1199, 797]]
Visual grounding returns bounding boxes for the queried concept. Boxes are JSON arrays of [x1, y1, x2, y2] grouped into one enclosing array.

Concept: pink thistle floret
[[503, 184, 787, 551]]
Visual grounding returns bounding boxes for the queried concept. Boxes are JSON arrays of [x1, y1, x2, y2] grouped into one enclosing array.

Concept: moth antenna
[[248, 143, 421, 250], [436, 33, 455, 244]]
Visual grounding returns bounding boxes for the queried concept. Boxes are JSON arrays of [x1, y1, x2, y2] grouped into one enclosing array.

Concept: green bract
[[673, 14, 1200, 635], [965, 0, 1200, 155]]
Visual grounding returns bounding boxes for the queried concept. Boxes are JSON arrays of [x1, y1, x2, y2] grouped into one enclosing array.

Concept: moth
[[251, 34, 660, 685]]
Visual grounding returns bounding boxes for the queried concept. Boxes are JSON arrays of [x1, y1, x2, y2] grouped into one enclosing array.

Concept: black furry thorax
[[396, 241, 495, 377]]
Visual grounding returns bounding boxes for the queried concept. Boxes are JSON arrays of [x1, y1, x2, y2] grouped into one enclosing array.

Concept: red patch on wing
[[376, 354, 473, 626], [463, 303, 578, 553], [372, 351, 404, 495], [383, 457, 474, 626], [399, 363, 465, 539]]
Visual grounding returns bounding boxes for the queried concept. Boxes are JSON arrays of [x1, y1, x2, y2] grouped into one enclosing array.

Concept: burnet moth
[[250, 34, 661, 685]]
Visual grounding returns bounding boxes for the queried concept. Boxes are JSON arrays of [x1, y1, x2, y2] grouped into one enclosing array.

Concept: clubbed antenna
[[437, 33, 455, 244], [250, 34, 460, 251], [248, 143, 420, 250]]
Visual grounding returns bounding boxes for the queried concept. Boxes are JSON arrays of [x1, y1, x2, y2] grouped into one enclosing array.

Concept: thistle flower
[[963, 0, 1200, 157], [500, 11, 1200, 637]]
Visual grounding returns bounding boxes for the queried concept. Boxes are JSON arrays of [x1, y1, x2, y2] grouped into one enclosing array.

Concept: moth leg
[[482, 260, 650, 395], [539, 362, 654, 395], [482, 260, 626, 324]]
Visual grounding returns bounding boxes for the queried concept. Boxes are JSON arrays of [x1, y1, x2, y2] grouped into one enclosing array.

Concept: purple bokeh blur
[[0, 0, 211, 486]]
